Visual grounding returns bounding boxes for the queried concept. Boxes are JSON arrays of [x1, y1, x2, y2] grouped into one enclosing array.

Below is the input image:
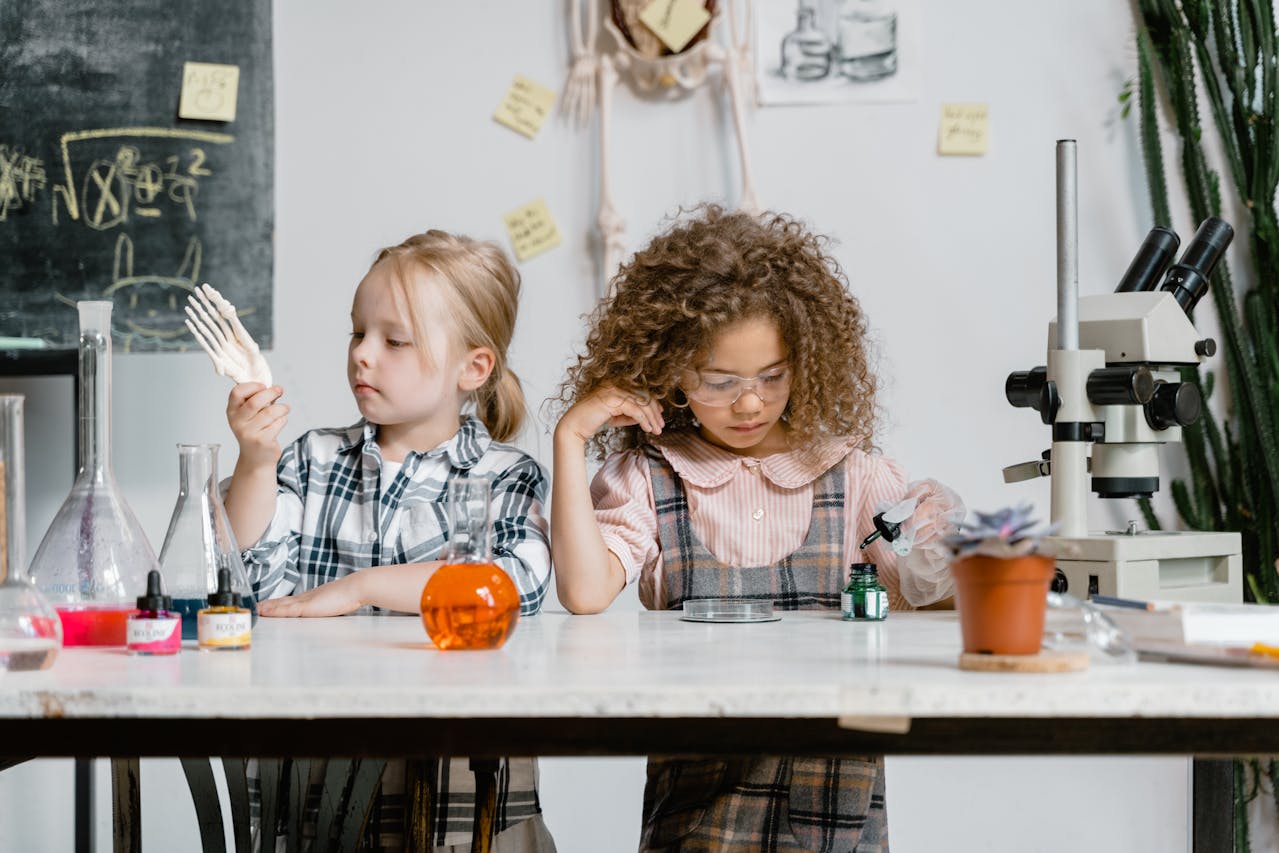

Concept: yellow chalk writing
[[0, 146, 48, 221]]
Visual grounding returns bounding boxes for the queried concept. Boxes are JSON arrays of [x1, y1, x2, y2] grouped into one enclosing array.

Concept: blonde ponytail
[[475, 366, 526, 443]]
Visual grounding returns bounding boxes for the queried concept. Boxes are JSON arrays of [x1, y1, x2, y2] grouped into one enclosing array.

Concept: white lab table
[[2, 610, 1275, 757]]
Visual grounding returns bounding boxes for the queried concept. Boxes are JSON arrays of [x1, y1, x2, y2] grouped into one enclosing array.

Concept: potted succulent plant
[[946, 505, 1057, 656]]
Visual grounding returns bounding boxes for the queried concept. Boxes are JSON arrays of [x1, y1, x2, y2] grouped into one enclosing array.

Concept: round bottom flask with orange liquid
[[420, 477, 519, 651]]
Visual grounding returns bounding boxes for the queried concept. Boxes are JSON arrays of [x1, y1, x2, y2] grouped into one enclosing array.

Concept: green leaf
[[1171, 478, 1204, 529], [1137, 496, 1163, 531]]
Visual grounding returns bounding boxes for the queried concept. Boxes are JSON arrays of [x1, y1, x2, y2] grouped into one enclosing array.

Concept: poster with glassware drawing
[[756, 0, 920, 105]]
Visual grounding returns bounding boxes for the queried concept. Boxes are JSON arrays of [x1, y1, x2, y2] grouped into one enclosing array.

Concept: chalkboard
[[0, 0, 273, 352]]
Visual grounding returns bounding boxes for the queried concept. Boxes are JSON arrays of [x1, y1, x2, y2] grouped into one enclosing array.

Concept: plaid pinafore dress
[[640, 446, 887, 853]]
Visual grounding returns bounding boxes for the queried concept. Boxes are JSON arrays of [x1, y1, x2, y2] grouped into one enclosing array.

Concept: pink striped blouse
[[590, 430, 958, 611]]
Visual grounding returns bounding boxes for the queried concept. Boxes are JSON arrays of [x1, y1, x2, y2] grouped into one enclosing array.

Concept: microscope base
[[1042, 530, 1242, 604]]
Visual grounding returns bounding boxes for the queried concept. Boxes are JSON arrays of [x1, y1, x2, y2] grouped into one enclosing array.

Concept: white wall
[[1, 0, 1215, 849]]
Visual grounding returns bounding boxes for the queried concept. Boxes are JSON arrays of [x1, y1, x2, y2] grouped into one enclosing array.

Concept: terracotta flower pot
[[951, 554, 1055, 655]]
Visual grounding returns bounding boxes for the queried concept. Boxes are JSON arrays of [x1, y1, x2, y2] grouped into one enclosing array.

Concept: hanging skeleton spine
[[564, 0, 762, 295]]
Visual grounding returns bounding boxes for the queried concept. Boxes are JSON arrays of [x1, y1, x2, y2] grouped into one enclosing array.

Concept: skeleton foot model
[[184, 283, 273, 386]]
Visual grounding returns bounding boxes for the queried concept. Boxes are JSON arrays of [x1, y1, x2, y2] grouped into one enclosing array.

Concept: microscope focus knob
[[1145, 381, 1202, 430], [1086, 365, 1156, 405], [1195, 338, 1217, 357]]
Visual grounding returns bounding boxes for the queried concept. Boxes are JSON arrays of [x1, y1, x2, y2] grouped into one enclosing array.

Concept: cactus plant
[[1133, 0, 1279, 843], [1132, 0, 1279, 604]]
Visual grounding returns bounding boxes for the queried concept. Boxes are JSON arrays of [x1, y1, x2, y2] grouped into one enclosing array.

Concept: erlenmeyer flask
[[28, 301, 158, 646], [420, 476, 520, 650], [158, 443, 257, 639], [0, 395, 62, 670]]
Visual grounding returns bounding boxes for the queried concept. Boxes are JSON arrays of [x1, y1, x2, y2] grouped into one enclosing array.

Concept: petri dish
[[680, 599, 781, 623]]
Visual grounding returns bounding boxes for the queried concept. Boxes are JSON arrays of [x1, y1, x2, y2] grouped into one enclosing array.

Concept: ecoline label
[[198, 611, 252, 648], [126, 615, 181, 653]]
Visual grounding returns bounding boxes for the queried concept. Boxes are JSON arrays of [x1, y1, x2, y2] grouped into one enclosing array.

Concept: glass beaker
[[28, 301, 159, 646], [836, 0, 897, 80], [420, 476, 519, 650], [158, 444, 257, 639], [0, 395, 62, 670]]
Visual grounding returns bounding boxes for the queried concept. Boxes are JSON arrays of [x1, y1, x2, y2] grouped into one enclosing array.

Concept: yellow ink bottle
[[197, 567, 251, 651]]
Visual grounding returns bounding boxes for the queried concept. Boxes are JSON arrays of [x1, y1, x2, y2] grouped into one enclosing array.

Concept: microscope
[[1002, 140, 1242, 604]]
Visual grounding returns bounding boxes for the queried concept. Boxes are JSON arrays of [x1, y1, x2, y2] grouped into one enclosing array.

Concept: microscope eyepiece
[[1159, 217, 1234, 314], [1115, 226, 1180, 293], [1005, 367, 1047, 409]]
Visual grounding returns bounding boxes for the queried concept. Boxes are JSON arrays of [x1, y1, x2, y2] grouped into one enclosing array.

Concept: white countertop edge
[[4, 684, 1279, 720]]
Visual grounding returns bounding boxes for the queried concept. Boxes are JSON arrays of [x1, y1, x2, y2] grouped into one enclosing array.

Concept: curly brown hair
[[557, 204, 879, 458]]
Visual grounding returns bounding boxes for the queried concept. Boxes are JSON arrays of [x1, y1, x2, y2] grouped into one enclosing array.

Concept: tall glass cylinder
[[419, 476, 519, 650], [0, 395, 62, 670], [158, 443, 257, 639], [28, 301, 158, 646]]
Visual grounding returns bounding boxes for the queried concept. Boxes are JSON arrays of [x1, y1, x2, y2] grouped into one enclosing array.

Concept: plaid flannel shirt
[[242, 414, 550, 615], [241, 414, 550, 846]]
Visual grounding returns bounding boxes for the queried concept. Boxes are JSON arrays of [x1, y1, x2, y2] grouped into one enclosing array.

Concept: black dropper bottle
[[206, 567, 241, 609], [198, 567, 251, 651], [136, 569, 173, 616], [128, 569, 181, 655]]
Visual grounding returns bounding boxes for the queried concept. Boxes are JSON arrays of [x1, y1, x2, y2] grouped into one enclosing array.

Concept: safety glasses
[[681, 365, 791, 406]]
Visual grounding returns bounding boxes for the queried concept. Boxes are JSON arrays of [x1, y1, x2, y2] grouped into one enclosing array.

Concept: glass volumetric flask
[[420, 476, 520, 650], [0, 395, 62, 670], [158, 444, 257, 640], [28, 301, 159, 646]]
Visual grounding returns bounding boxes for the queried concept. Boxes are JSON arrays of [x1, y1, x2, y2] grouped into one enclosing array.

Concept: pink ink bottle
[[126, 570, 181, 656]]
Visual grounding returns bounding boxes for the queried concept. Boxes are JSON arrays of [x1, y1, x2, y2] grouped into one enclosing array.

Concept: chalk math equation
[[0, 126, 262, 352], [0, 127, 233, 227]]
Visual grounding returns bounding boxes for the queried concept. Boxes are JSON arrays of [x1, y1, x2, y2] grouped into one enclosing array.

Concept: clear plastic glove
[[893, 479, 967, 607]]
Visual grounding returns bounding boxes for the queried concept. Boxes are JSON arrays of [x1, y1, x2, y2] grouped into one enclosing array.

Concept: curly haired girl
[[551, 204, 964, 852]]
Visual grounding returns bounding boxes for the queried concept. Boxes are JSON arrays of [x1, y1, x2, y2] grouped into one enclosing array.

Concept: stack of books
[[1092, 596, 1279, 668]]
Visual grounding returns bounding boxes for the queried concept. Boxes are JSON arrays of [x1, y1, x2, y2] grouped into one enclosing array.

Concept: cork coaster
[[959, 651, 1090, 673]]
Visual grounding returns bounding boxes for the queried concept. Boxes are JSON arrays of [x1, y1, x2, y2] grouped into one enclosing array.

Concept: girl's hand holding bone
[[185, 283, 273, 386], [227, 382, 289, 470]]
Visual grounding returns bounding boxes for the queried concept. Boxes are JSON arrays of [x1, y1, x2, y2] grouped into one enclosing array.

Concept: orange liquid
[[420, 563, 519, 650]]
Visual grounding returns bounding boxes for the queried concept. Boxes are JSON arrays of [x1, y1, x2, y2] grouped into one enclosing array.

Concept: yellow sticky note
[[938, 103, 989, 156], [178, 62, 241, 122], [639, 0, 711, 54], [493, 75, 557, 140], [503, 199, 562, 262]]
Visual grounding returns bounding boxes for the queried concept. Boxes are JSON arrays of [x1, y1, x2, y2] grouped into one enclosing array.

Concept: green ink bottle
[[842, 562, 888, 621]]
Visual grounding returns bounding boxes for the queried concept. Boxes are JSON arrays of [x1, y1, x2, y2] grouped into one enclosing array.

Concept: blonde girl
[[224, 229, 555, 850]]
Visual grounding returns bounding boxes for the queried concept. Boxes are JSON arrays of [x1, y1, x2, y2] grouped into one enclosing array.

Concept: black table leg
[[1192, 757, 1235, 852], [75, 758, 93, 853]]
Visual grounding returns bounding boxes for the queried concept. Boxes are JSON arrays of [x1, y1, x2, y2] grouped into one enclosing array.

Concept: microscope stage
[[1043, 531, 1242, 604], [1042, 529, 1240, 561]]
